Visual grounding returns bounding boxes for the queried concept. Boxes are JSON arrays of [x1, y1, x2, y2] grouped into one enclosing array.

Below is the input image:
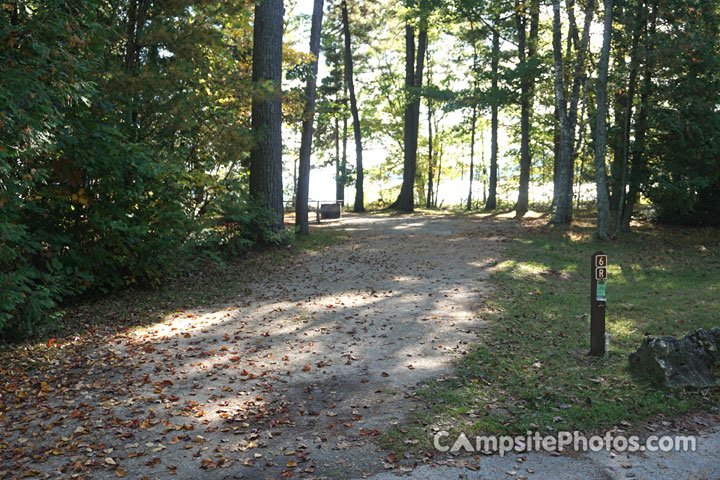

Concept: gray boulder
[[628, 327, 720, 388]]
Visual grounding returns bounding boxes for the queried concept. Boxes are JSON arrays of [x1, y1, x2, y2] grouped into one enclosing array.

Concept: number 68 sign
[[595, 255, 607, 281]]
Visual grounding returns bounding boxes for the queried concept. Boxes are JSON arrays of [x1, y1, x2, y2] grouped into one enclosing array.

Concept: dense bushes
[[643, 0, 720, 227], [0, 1, 280, 338]]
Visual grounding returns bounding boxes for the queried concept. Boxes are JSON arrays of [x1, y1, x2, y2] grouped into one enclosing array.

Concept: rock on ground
[[629, 327, 720, 388]]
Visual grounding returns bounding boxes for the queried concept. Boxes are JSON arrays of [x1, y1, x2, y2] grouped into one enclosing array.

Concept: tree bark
[[593, 0, 614, 239], [341, 89, 348, 204], [435, 142, 443, 206], [514, 0, 538, 218], [621, 1, 656, 231], [485, 20, 500, 210], [249, 0, 285, 232], [481, 127, 487, 204], [616, 0, 644, 231], [551, 0, 573, 224], [296, 0, 324, 235], [467, 104, 476, 211], [551, 0, 594, 224], [609, 37, 625, 211], [340, 0, 364, 212], [393, 24, 427, 212], [426, 95, 434, 208], [574, 76, 590, 208], [334, 116, 342, 202], [467, 43, 479, 211], [397, 24, 415, 211]]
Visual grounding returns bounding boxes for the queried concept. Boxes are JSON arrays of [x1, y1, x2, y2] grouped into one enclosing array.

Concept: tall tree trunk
[[124, 0, 151, 129], [621, 1, 656, 231], [481, 127, 487, 204], [467, 43, 478, 211], [616, 0, 644, 231], [435, 143, 443, 206], [551, 0, 594, 224], [394, 24, 427, 212], [296, 0, 324, 235], [551, 0, 573, 224], [609, 97, 624, 210], [594, 0, 614, 239], [567, 0, 595, 197], [426, 96, 434, 208], [293, 156, 298, 202], [396, 24, 415, 211], [485, 20, 500, 210], [334, 116, 342, 202], [340, 0, 364, 212], [609, 44, 625, 211], [249, 0, 285, 232], [574, 76, 590, 208], [552, 106, 560, 197], [467, 104, 476, 211], [341, 90, 348, 204], [514, 0, 538, 218]]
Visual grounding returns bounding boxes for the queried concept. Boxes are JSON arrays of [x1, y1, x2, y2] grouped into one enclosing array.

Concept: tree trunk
[[552, 106, 560, 196], [435, 143, 443, 206], [393, 24, 427, 212], [249, 0, 285, 232], [341, 90, 348, 204], [567, 0, 595, 197], [426, 96, 434, 208], [334, 116, 342, 202], [574, 76, 590, 208], [396, 24, 415, 211], [292, 156, 298, 202], [467, 104, 476, 211], [514, 0, 537, 218], [467, 43, 479, 211], [616, 1, 644, 231], [621, 1, 656, 231], [593, 0, 614, 239], [295, 0, 324, 235], [481, 127, 487, 204], [485, 20, 500, 210], [609, 49, 625, 211], [551, 0, 594, 224], [340, 0, 364, 212], [551, 0, 573, 224]]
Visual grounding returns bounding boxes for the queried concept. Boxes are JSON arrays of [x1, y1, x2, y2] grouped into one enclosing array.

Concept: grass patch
[[387, 210, 720, 452]]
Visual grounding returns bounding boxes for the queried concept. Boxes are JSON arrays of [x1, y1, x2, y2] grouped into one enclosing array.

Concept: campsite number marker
[[590, 252, 607, 356]]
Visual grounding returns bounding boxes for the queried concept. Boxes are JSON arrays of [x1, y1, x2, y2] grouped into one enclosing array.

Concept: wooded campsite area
[[2, 2, 720, 479]]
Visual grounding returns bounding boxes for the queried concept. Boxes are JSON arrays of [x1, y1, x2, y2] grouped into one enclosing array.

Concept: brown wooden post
[[590, 251, 607, 356]]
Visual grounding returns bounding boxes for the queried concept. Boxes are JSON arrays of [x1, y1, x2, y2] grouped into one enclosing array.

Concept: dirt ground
[[1, 214, 514, 479], [3, 213, 718, 480]]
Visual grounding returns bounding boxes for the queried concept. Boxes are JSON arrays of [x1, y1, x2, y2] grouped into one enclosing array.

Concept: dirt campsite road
[[0, 214, 510, 479], [2, 213, 718, 480]]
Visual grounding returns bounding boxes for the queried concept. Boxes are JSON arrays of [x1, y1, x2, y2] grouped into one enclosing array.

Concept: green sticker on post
[[596, 281, 606, 299]]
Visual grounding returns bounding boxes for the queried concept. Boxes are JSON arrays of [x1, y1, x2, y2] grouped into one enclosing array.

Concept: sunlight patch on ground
[[608, 317, 643, 338], [495, 259, 546, 277]]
